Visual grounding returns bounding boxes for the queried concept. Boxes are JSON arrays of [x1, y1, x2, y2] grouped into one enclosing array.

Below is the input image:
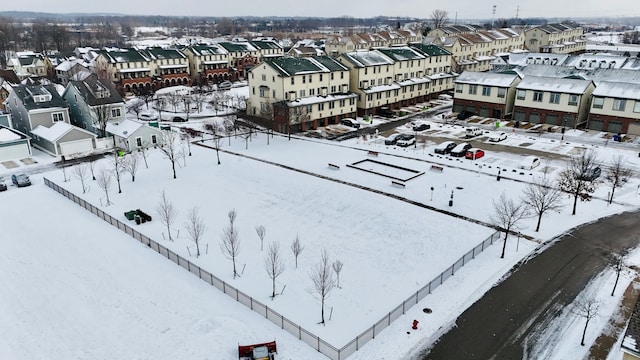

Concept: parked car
[[489, 131, 507, 142], [384, 133, 402, 145], [0, 178, 6, 192], [465, 127, 482, 138], [377, 107, 396, 118], [577, 167, 602, 181], [139, 112, 158, 121], [396, 134, 416, 147], [465, 148, 485, 160], [450, 142, 472, 157], [519, 156, 541, 170], [434, 141, 457, 154], [218, 81, 232, 90], [11, 173, 31, 187], [457, 110, 474, 120], [340, 118, 361, 129], [413, 122, 431, 131], [172, 116, 187, 122]]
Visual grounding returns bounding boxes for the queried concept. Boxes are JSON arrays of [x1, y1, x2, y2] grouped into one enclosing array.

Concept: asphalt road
[[421, 209, 640, 360]]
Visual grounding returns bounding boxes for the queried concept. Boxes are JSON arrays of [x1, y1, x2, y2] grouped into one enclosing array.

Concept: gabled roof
[[218, 42, 258, 53], [591, 81, 640, 100], [106, 119, 150, 138], [186, 44, 228, 56], [96, 48, 151, 64], [67, 74, 124, 107], [456, 71, 520, 87], [0, 125, 29, 142], [31, 122, 95, 142], [516, 76, 592, 94], [410, 43, 451, 56], [377, 47, 425, 62], [341, 50, 394, 68], [263, 56, 347, 77], [11, 84, 68, 110], [141, 47, 187, 60], [622, 296, 640, 357], [249, 40, 283, 50]]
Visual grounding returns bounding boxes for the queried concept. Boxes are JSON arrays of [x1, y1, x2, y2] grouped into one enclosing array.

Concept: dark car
[[457, 110, 474, 120], [172, 116, 187, 122], [340, 118, 361, 129], [377, 107, 397, 118], [11, 173, 31, 187], [450, 142, 472, 157], [413, 123, 431, 131], [384, 133, 402, 145], [577, 167, 601, 181], [434, 141, 457, 154]]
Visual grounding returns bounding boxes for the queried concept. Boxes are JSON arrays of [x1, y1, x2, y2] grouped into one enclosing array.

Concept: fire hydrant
[[412, 319, 419, 330]]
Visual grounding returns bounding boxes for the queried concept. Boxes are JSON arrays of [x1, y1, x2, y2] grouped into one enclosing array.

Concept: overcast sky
[[1, 0, 639, 20]]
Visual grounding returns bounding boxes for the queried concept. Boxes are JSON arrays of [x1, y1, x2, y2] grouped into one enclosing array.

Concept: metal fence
[[44, 177, 500, 360]]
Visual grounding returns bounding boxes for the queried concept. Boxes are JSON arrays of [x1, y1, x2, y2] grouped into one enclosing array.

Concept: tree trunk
[[320, 297, 325, 324], [172, 161, 176, 179], [501, 231, 509, 259], [536, 213, 542, 232], [272, 279, 276, 298], [609, 186, 616, 205], [612, 268, 620, 296], [572, 193, 579, 215], [581, 318, 589, 346], [232, 258, 237, 278]]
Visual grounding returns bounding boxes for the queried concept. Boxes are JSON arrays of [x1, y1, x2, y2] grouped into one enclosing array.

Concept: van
[[465, 127, 482, 138], [519, 156, 541, 170]]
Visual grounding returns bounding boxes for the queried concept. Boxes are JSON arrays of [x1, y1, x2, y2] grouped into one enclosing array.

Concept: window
[[310, 88, 315, 96], [259, 88, 267, 97], [482, 86, 491, 96], [516, 89, 526, 100], [300, 89, 305, 97], [549, 93, 560, 104], [319, 74, 323, 81], [455, 84, 463, 93], [568, 94, 578, 106], [497, 88, 506, 98], [634, 101, 640, 113], [309, 75, 312, 83], [613, 99, 626, 111], [318, 103, 324, 111], [52, 112, 64, 122], [111, 108, 121, 117], [261, 74, 266, 81], [290, 77, 295, 85], [136, 137, 142, 147], [151, 135, 157, 144], [340, 72, 344, 79], [592, 97, 604, 109], [533, 91, 543, 102], [468, 84, 477, 95]]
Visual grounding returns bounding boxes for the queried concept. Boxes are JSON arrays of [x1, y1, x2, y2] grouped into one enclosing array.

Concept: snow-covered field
[[2, 108, 640, 359]]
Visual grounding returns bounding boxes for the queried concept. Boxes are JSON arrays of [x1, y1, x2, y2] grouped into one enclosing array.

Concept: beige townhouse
[[588, 81, 640, 135], [453, 71, 522, 120]]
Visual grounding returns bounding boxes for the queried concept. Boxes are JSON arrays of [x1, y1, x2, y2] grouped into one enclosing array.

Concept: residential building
[[512, 76, 595, 128], [523, 23, 585, 54], [63, 74, 126, 137], [106, 119, 163, 151], [621, 295, 640, 360], [6, 52, 48, 80], [249, 40, 285, 60], [325, 30, 424, 57], [588, 81, 640, 135], [247, 56, 356, 132], [0, 125, 32, 162], [141, 47, 191, 88], [94, 48, 154, 95], [182, 44, 230, 85], [55, 59, 92, 86], [218, 42, 260, 80], [453, 71, 522, 119]]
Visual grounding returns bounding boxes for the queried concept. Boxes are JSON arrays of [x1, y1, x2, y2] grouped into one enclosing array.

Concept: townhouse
[[588, 81, 640, 134], [523, 23, 586, 54], [218, 42, 261, 80], [325, 30, 423, 57], [247, 56, 356, 132], [453, 71, 522, 120], [141, 47, 191, 88], [94, 48, 154, 95], [182, 44, 230, 85]]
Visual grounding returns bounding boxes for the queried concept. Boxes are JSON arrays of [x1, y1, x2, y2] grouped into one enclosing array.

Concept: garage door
[[628, 122, 640, 136], [589, 119, 604, 131], [529, 113, 541, 124], [59, 138, 93, 157], [545, 114, 558, 125], [607, 121, 623, 134], [0, 143, 30, 162]]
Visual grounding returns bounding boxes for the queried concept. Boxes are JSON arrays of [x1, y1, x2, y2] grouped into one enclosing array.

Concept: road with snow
[[421, 209, 640, 360]]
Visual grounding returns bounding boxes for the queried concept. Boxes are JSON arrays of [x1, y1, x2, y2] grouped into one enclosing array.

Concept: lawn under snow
[[2, 114, 640, 359]]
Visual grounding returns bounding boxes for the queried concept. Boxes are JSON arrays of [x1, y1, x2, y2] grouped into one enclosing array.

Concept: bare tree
[[332, 260, 343, 288], [288, 105, 310, 141], [220, 209, 241, 278], [522, 176, 564, 232], [572, 295, 601, 346], [605, 155, 634, 204], [182, 95, 194, 121], [111, 151, 124, 193], [193, 91, 206, 113], [156, 189, 178, 241], [309, 249, 335, 324], [159, 130, 180, 179], [139, 142, 150, 169], [212, 122, 224, 165], [255, 225, 266, 251], [155, 95, 166, 120], [490, 192, 528, 259], [72, 163, 90, 193], [93, 104, 111, 138], [291, 234, 304, 269], [167, 92, 181, 112], [122, 152, 140, 182], [184, 207, 206, 257], [95, 168, 112, 206], [127, 99, 144, 119], [88, 158, 97, 180], [264, 241, 285, 298], [558, 150, 600, 215], [609, 251, 625, 296], [430, 9, 449, 29]]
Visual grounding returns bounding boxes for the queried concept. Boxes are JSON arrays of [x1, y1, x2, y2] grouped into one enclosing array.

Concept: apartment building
[[325, 30, 423, 56]]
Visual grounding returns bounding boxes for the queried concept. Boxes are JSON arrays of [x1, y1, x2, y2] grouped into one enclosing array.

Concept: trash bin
[[134, 215, 141, 225], [125, 210, 136, 220]]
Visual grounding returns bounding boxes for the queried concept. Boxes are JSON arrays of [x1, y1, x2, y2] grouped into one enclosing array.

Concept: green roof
[[377, 47, 424, 61], [410, 44, 452, 57], [250, 40, 282, 50], [143, 47, 186, 60], [97, 48, 149, 63], [218, 42, 254, 53], [189, 44, 227, 56], [264, 56, 347, 77]]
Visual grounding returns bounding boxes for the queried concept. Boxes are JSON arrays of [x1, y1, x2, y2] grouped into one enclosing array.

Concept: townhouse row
[[246, 44, 455, 132]]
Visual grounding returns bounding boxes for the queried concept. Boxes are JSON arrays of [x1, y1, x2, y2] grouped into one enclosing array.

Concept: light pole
[[430, 186, 434, 201]]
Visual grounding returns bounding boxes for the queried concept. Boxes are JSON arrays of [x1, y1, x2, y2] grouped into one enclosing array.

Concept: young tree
[[72, 163, 90, 193], [609, 252, 625, 296], [88, 158, 97, 180], [159, 130, 180, 179], [490, 192, 528, 259], [558, 149, 599, 215], [309, 249, 335, 324], [111, 151, 124, 193], [288, 106, 310, 141], [182, 95, 194, 121], [220, 209, 241, 278], [93, 104, 111, 137], [127, 99, 144, 119], [122, 151, 140, 182], [332, 260, 343, 288], [155, 95, 166, 120], [255, 225, 266, 251], [522, 176, 564, 232], [430, 9, 449, 29], [572, 295, 601, 346], [95, 168, 112, 206], [605, 155, 634, 204], [156, 189, 178, 241], [212, 122, 224, 165], [184, 207, 206, 257], [167, 92, 181, 112], [264, 241, 285, 299], [139, 142, 150, 169], [291, 234, 304, 269]]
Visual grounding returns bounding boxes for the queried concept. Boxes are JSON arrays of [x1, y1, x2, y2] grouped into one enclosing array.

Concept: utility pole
[[491, 5, 497, 29]]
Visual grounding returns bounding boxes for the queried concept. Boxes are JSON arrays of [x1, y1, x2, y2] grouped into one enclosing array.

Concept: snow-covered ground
[[2, 97, 640, 359]]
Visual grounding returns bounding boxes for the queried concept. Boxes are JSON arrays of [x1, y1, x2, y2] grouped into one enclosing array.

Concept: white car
[[519, 156, 541, 170], [396, 134, 416, 147], [489, 131, 507, 142]]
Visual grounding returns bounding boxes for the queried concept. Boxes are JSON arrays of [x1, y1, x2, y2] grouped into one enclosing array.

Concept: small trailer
[[238, 340, 277, 360]]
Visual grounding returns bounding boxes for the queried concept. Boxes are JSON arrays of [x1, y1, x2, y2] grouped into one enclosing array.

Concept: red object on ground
[[412, 319, 419, 330]]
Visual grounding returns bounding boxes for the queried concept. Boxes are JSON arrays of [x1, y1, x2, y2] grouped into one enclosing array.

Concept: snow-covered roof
[[286, 92, 357, 106], [341, 50, 394, 67], [106, 119, 145, 138], [456, 71, 519, 87], [592, 81, 640, 100], [363, 83, 401, 93], [397, 77, 431, 86], [516, 76, 592, 94], [0, 128, 22, 142], [31, 122, 75, 142], [118, 67, 151, 73]]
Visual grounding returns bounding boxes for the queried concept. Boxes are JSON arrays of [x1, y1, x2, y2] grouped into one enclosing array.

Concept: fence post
[[373, 324, 376, 339], [416, 291, 419, 304], [281, 314, 284, 329], [299, 326, 301, 340]]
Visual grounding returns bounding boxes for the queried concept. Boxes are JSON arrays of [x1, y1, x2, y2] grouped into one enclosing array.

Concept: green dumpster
[[124, 210, 136, 220]]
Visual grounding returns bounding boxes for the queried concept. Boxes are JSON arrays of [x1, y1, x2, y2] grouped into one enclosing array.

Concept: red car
[[465, 148, 485, 160]]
